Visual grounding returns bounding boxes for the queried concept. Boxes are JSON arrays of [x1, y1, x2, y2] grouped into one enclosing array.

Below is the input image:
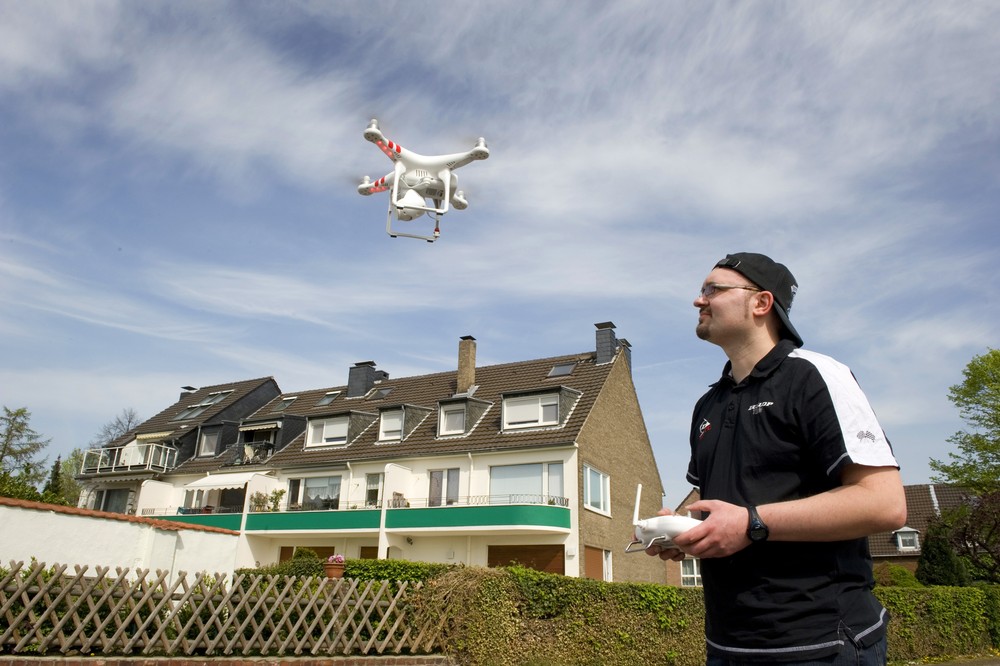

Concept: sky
[[1, 1, 997, 505]]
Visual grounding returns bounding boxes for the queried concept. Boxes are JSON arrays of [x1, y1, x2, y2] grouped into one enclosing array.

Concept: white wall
[[0, 502, 239, 582]]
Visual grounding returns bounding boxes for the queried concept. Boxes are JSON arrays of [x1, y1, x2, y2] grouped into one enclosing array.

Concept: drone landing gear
[[386, 206, 441, 243]]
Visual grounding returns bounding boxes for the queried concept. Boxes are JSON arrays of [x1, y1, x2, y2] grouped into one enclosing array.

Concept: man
[[650, 252, 906, 665]]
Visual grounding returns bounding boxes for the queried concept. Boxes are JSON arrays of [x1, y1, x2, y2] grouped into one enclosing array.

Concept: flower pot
[[323, 562, 345, 579]]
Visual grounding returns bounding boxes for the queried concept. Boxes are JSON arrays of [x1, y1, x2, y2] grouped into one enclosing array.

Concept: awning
[[184, 472, 264, 490], [239, 422, 280, 432], [136, 431, 175, 441]]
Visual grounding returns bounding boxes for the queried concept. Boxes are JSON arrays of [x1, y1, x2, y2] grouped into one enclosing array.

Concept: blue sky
[[1, 1, 997, 504]]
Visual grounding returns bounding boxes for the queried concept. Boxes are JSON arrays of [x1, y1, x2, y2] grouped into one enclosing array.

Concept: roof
[[868, 483, 971, 558], [0, 496, 238, 535], [167, 350, 616, 476], [111, 377, 278, 446]]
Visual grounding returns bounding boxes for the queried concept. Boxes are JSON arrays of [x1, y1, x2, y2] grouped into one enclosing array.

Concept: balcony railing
[[81, 442, 178, 475], [140, 494, 570, 517], [226, 441, 274, 467]]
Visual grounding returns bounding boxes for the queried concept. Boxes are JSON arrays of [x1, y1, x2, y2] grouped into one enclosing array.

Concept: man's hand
[[671, 499, 751, 559]]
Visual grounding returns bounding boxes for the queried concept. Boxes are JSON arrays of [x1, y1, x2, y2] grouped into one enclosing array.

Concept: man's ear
[[753, 290, 775, 316]]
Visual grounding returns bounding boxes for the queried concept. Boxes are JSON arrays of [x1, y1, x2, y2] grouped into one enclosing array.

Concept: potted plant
[[323, 553, 345, 579]]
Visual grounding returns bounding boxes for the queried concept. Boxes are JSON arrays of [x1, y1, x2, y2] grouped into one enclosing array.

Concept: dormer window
[[439, 404, 466, 436], [894, 527, 920, 551], [198, 430, 220, 457], [379, 409, 403, 441], [307, 416, 349, 447], [503, 393, 559, 429]]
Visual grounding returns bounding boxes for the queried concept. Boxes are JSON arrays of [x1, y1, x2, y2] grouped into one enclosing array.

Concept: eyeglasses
[[699, 283, 761, 299]]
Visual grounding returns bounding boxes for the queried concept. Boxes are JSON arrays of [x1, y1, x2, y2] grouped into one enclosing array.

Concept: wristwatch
[[747, 505, 769, 542]]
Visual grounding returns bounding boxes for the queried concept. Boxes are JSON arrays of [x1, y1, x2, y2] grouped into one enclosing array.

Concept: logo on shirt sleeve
[[856, 430, 878, 443]]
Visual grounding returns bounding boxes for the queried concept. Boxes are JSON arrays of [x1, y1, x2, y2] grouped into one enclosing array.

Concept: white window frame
[[300, 475, 343, 510], [198, 430, 219, 457], [681, 558, 702, 587], [379, 409, 403, 441], [895, 529, 920, 551], [503, 393, 559, 429], [366, 473, 384, 507], [583, 464, 610, 515], [429, 468, 461, 506], [306, 416, 349, 447], [439, 405, 466, 436]]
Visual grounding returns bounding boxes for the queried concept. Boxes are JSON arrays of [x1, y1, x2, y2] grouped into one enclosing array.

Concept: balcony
[[160, 494, 571, 534], [226, 441, 274, 467], [81, 442, 178, 475]]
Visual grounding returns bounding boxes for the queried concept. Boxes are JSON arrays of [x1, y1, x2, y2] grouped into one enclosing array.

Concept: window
[[895, 528, 920, 551], [172, 390, 233, 421], [272, 397, 297, 412], [429, 468, 460, 506], [198, 430, 219, 457], [379, 410, 403, 440], [301, 476, 342, 510], [307, 416, 348, 447], [681, 558, 702, 587], [315, 391, 340, 406], [548, 362, 576, 377], [503, 393, 559, 429], [366, 473, 383, 507], [93, 488, 130, 514], [583, 464, 610, 515], [439, 405, 466, 435], [489, 462, 564, 504]]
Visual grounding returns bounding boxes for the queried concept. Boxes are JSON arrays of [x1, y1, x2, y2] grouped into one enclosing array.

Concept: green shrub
[[873, 562, 923, 588]]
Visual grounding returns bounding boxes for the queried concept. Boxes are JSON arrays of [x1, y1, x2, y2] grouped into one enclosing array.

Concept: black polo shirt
[[686, 340, 899, 662]]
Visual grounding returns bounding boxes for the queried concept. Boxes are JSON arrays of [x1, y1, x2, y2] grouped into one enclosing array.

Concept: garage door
[[487, 545, 564, 574]]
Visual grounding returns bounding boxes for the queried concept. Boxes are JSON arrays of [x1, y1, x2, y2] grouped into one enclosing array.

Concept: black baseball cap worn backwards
[[715, 252, 803, 347]]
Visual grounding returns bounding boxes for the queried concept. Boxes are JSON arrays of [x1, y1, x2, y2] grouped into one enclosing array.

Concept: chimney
[[347, 361, 387, 398], [595, 322, 618, 364], [457, 336, 477, 394]]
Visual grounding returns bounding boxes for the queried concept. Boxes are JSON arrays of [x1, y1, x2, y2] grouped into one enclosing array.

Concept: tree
[[915, 521, 969, 586], [88, 407, 142, 448], [943, 491, 1000, 583], [56, 448, 84, 506], [0, 406, 50, 487], [930, 348, 1000, 493]]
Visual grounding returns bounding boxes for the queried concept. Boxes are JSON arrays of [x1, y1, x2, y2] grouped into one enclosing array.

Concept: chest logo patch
[[699, 418, 712, 440], [747, 401, 774, 415]]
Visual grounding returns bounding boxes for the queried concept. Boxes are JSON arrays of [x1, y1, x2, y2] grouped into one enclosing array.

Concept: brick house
[[78, 323, 668, 583]]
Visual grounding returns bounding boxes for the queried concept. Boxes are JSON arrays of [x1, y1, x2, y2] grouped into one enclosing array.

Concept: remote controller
[[624, 483, 701, 553]]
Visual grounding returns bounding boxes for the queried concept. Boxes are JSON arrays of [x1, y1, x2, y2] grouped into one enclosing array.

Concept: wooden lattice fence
[[0, 561, 444, 657]]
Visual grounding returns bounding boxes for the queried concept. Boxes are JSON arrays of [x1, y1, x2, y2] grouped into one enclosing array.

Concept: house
[[664, 483, 970, 587], [76, 377, 281, 515], [79, 323, 667, 583], [867, 483, 970, 572]]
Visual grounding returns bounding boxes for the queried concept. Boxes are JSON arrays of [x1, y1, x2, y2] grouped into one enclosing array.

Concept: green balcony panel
[[386, 504, 570, 529], [246, 509, 382, 531], [168, 514, 242, 531]]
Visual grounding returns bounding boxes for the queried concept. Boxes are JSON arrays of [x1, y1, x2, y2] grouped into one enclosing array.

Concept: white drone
[[357, 118, 489, 242]]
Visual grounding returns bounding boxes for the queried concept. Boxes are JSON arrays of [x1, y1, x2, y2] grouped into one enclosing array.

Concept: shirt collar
[[719, 339, 797, 387]]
